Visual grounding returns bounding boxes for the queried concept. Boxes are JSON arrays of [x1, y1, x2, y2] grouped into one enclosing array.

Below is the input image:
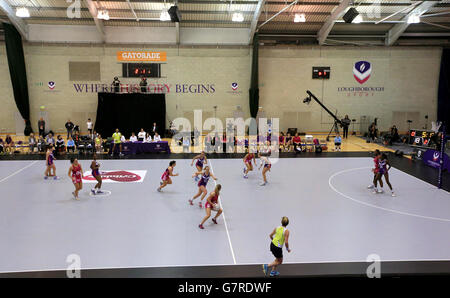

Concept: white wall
[[0, 43, 442, 135]]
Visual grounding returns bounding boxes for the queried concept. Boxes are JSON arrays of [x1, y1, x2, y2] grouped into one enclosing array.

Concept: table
[[110, 141, 171, 155]]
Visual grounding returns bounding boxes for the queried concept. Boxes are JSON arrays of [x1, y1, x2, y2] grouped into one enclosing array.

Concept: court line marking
[[209, 159, 237, 265], [328, 166, 450, 223], [3, 257, 450, 274], [0, 161, 39, 183]]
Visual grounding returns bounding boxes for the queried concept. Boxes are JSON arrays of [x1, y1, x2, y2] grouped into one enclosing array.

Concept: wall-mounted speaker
[[343, 7, 359, 23], [168, 6, 181, 22]]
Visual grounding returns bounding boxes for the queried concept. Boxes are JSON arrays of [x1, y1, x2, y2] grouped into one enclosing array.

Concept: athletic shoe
[[212, 218, 217, 224], [391, 192, 396, 197], [53, 176, 59, 180], [75, 197, 80, 201], [44, 176, 49, 180], [119, 153, 124, 156], [270, 271, 280, 277], [198, 224, 204, 229], [243, 167, 246, 174], [262, 264, 269, 276], [243, 175, 248, 179], [372, 189, 378, 194], [189, 199, 193, 205], [260, 182, 267, 186], [157, 187, 161, 192], [367, 185, 374, 189], [199, 202, 202, 208], [377, 189, 384, 194], [91, 189, 96, 195], [96, 190, 103, 194]]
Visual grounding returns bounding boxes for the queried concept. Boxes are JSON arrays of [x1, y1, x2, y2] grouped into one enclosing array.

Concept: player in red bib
[[191, 151, 207, 182], [68, 158, 83, 200], [157, 160, 179, 192], [367, 150, 383, 193], [243, 152, 256, 179], [189, 166, 218, 208], [199, 184, 223, 229]]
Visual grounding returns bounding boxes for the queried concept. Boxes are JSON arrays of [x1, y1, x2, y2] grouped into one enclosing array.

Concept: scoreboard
[[408, 129, 435, 147]]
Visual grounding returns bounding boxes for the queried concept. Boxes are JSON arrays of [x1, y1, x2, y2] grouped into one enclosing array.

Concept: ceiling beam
[[385, 1, 439, 46], [85, 0, 105, 42], [317, 0, 350, 45], [249, 0, 265, 44], [0, 0, 29, 39]]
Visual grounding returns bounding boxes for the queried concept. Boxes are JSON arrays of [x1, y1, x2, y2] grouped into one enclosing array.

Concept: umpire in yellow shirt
[[111, 128, 124, 156]]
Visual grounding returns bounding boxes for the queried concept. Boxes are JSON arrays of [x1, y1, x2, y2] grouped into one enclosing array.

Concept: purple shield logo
[[48, 81, 55, 90], [353, 61, 372, 84], [433, 152, 440, 161], [231, 82, 238, 91]]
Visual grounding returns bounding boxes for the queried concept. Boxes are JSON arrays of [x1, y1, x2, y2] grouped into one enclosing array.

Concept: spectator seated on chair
[[45, 133, 55, 147], [37, 135, 46, 152], [153, 132, 161, 142], [28, 133, 37, 153], [67, 136, 76, 153], [129, 132, 138, 142], [55, 135, 66, 154], [334, 134, 342, 152], [5, 135, 15, 154], [138, 129, 146, 142], [284, 133, 293, 152], [293, 133, 302, 153], [95, 134, 103, 153], [278, 132, 285, 152], [0, 138, 4, 154], [144, 133, 152, 143]]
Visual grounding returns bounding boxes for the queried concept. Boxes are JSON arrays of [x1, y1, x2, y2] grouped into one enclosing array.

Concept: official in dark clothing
[[38, 118, 45, 137], [65, 119, 74, 139], [341, 115, 351, 139]]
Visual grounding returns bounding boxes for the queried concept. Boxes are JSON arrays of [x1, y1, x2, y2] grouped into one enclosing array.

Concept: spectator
[[390, 125, 399, 143], [140, 77, 148, 93], [183, 133, 191, 153], [95, 134, 102, 153], [120, 134, 126, 143], [28, 133, 37, 153], [341, 115, 351, 139], [87, 118, 93, 136], [130, 132, 138, 142], [368, 123, 378, 142], [67, 136, 76, 153], [37, 135, 46, 152], [334, 134, 342, 151], [153, 132, 161, 142], [0, 138, 3, 153], [5, 135, 14, 154], [144, 133, 152, 143], [65, 119, 74, 139], [55, 135, 65, 154], [38, 118, 45, 137], [285, 132, 293, 152], [73, 124, 80, 134], [138, 128, 146, 141], [112, 76, 120, 93], [278, 132, 285, 152], [46, 133, 55, 146], [151, 122, 158, 136], [293, 133, 302, 153], [73, 131, 80, 146]]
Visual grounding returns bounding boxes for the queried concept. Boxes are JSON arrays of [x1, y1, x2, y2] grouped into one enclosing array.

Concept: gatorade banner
[[117, 51, 167, 62], [422, 150, 450, 171], [82, 170, 147, 183]]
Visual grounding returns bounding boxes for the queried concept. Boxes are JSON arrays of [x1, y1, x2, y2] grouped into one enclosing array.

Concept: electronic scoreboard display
[[122, 63, 161, 78], [408, 129, 435, 147]]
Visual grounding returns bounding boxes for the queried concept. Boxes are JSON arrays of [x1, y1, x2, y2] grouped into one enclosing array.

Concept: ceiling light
[[407, 14, 420, 24], [294, 13, 306, 23], [353, 14, 363, 23], [232, 12, 244, 22], [160, 9, 171, 21], [97, 10, 109, 20], [16, 7, 30, 18]]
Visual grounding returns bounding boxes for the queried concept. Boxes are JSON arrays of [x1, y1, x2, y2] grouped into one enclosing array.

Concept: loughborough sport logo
[[82, 170, 147, 183], [353, 61, 372, 84], [433, 152, 440, 161], [231, 82, 238, 91], [48, 81, 56, 90]]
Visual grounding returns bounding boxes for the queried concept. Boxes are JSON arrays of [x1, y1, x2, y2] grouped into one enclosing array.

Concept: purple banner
[[422, 149, 450, 171]]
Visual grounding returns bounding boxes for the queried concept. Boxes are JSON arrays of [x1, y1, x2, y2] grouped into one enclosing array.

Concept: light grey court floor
[[0, 157, 449, 273]]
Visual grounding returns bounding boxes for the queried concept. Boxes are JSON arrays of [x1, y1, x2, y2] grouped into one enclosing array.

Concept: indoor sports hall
[[0, 0, 449, 279]]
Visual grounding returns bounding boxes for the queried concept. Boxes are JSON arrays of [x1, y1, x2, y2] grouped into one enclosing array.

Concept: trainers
[[44, 176, 49, 180], [157, 187, 161, 192], [53, 176, 59, 180], [96, 190, 103, 194], [91, 189, 96, 195], [262, 264, 269, 276], [260, 182, 267, 186], [189, 199, 193, 205], [372, 189, 378, 194], [212, 218, 217, 224], [377, 189, 384, 194], [367, 184, 374, 189], [198, 224, 204, 229], [243, 175, 248, 179], [391, 192, 396, 197], [270, 271, 280, 277]]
